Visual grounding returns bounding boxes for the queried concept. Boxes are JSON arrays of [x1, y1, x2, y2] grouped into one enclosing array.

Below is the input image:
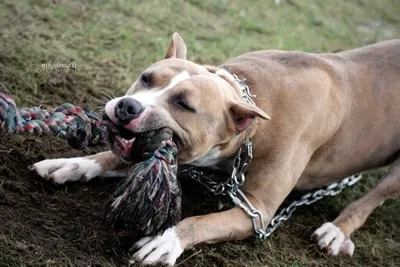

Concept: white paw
[[131, 227, 183, 266], [312, 222, 355, 256], [30, 157, 103, 184]]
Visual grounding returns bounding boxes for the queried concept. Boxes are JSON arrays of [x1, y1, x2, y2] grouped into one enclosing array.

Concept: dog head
[[104, 33, 269, 165]]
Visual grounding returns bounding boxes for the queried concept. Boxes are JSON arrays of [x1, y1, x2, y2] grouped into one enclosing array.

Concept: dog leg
[[312, 157, 400, 256], [31, 151, 128, 184], [132, 201, 267, 266], [131, 146, 313, 266]]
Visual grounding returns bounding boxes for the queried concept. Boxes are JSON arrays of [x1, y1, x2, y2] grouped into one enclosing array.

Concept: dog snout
[[114, 97, 144, 125]]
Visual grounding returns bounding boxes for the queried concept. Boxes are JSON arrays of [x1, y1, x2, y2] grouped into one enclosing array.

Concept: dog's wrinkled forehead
[[125, 58, 209, 96]]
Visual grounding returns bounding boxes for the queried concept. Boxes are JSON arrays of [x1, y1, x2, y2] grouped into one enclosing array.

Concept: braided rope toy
[[106, 138, 181, 236], [0, 92, 181, 237], [0, 93, 107, 149]]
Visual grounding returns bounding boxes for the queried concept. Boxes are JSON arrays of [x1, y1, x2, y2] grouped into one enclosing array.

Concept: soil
[[0, 134, 221, 267]]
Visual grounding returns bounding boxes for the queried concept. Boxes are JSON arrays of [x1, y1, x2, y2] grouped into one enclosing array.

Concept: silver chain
[[260, 173, 363, 239], [231, 74, 256, 106], [183, 143, 363, 239], [182, 136, 252, 196], [183, 73, 364, 240]]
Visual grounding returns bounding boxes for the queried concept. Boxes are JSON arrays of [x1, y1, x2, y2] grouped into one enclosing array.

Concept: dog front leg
[[31, 151, 128, 184], [131, 145, 312, 265], [132, 172, 300, 265], [132, 205, 265, 266]]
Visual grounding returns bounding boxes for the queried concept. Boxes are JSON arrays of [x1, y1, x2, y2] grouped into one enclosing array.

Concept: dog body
[[223, 41, 400, 190], [32, 35, 400, 265]]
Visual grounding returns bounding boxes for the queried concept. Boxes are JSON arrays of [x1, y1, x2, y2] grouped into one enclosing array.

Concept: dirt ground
[[0, 135, 225, 266], [1, 0, 400, 266], [2, 137, 400, 267]]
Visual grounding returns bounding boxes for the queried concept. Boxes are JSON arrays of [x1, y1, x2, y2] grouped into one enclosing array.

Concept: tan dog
[[32, 33, 400, 265]]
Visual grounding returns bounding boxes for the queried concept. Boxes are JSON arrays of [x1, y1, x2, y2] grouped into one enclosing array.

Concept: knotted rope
[[0, 93, 107, 149], [106, 139, 181, 236], [0, 92, 181, 237]]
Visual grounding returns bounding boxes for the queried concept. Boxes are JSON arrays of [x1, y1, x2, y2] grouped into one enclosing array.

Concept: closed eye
[[140, 72, 152, 87], [175, 100, 197, 113]]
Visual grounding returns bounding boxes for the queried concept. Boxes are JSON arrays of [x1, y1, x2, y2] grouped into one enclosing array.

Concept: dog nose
[[114, 97, 144, 125]]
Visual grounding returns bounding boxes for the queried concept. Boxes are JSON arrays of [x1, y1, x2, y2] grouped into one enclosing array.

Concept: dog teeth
[[122, 138, 135, 144]]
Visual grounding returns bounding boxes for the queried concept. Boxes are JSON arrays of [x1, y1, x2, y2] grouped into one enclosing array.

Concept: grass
[[0, 0, 399, 266]]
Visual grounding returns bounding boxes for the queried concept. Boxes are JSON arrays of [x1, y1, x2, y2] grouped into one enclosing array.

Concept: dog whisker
[[91, 96, 108, 106], [99, 91, 115, 101]]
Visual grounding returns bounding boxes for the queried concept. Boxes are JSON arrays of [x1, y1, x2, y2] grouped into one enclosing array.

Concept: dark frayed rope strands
[[0, 92, 182, 237], [106, 139, 181, 236]]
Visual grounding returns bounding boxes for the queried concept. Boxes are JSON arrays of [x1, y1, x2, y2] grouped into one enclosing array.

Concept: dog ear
[[230, 101, 270, 133], [165, 32, 187, 60]]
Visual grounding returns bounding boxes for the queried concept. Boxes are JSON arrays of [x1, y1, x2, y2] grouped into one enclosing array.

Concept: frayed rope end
[[105, 140, 181, 237]]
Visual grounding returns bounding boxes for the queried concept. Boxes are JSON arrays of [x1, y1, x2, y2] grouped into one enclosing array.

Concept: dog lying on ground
[[32, 33, 400, 265]]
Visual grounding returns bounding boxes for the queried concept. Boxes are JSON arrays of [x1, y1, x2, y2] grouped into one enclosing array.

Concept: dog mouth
[[108, 125, 137, 161], [102, 114, 180, 162]]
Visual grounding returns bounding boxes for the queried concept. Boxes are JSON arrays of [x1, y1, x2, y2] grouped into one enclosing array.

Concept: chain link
[[231, 74, 256, 106], [182, 136, 252, 196], [183, 143, 363, 240], [182, 73, 364, 240], [259, 173, 363, 239]]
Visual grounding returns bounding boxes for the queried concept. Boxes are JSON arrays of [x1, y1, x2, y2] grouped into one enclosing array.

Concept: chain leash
[[259, 173, 362, 238], [183, 73, 363, 239], [183, 143, 363, 239]]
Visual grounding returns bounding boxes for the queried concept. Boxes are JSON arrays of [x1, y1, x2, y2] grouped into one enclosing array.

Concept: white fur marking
[[313, 222, 355, 256], [191, 146, 221, 167], [130, 71, 190, 106], [32, 157, 104, 184], [104, 71, 190, 120], [132, 227, 183, 266], [125, 81, 138, 95]]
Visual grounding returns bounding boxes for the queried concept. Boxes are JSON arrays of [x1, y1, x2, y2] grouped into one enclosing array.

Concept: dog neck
[[214, 67, 259, 137], [208, 68, 258, 167]]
